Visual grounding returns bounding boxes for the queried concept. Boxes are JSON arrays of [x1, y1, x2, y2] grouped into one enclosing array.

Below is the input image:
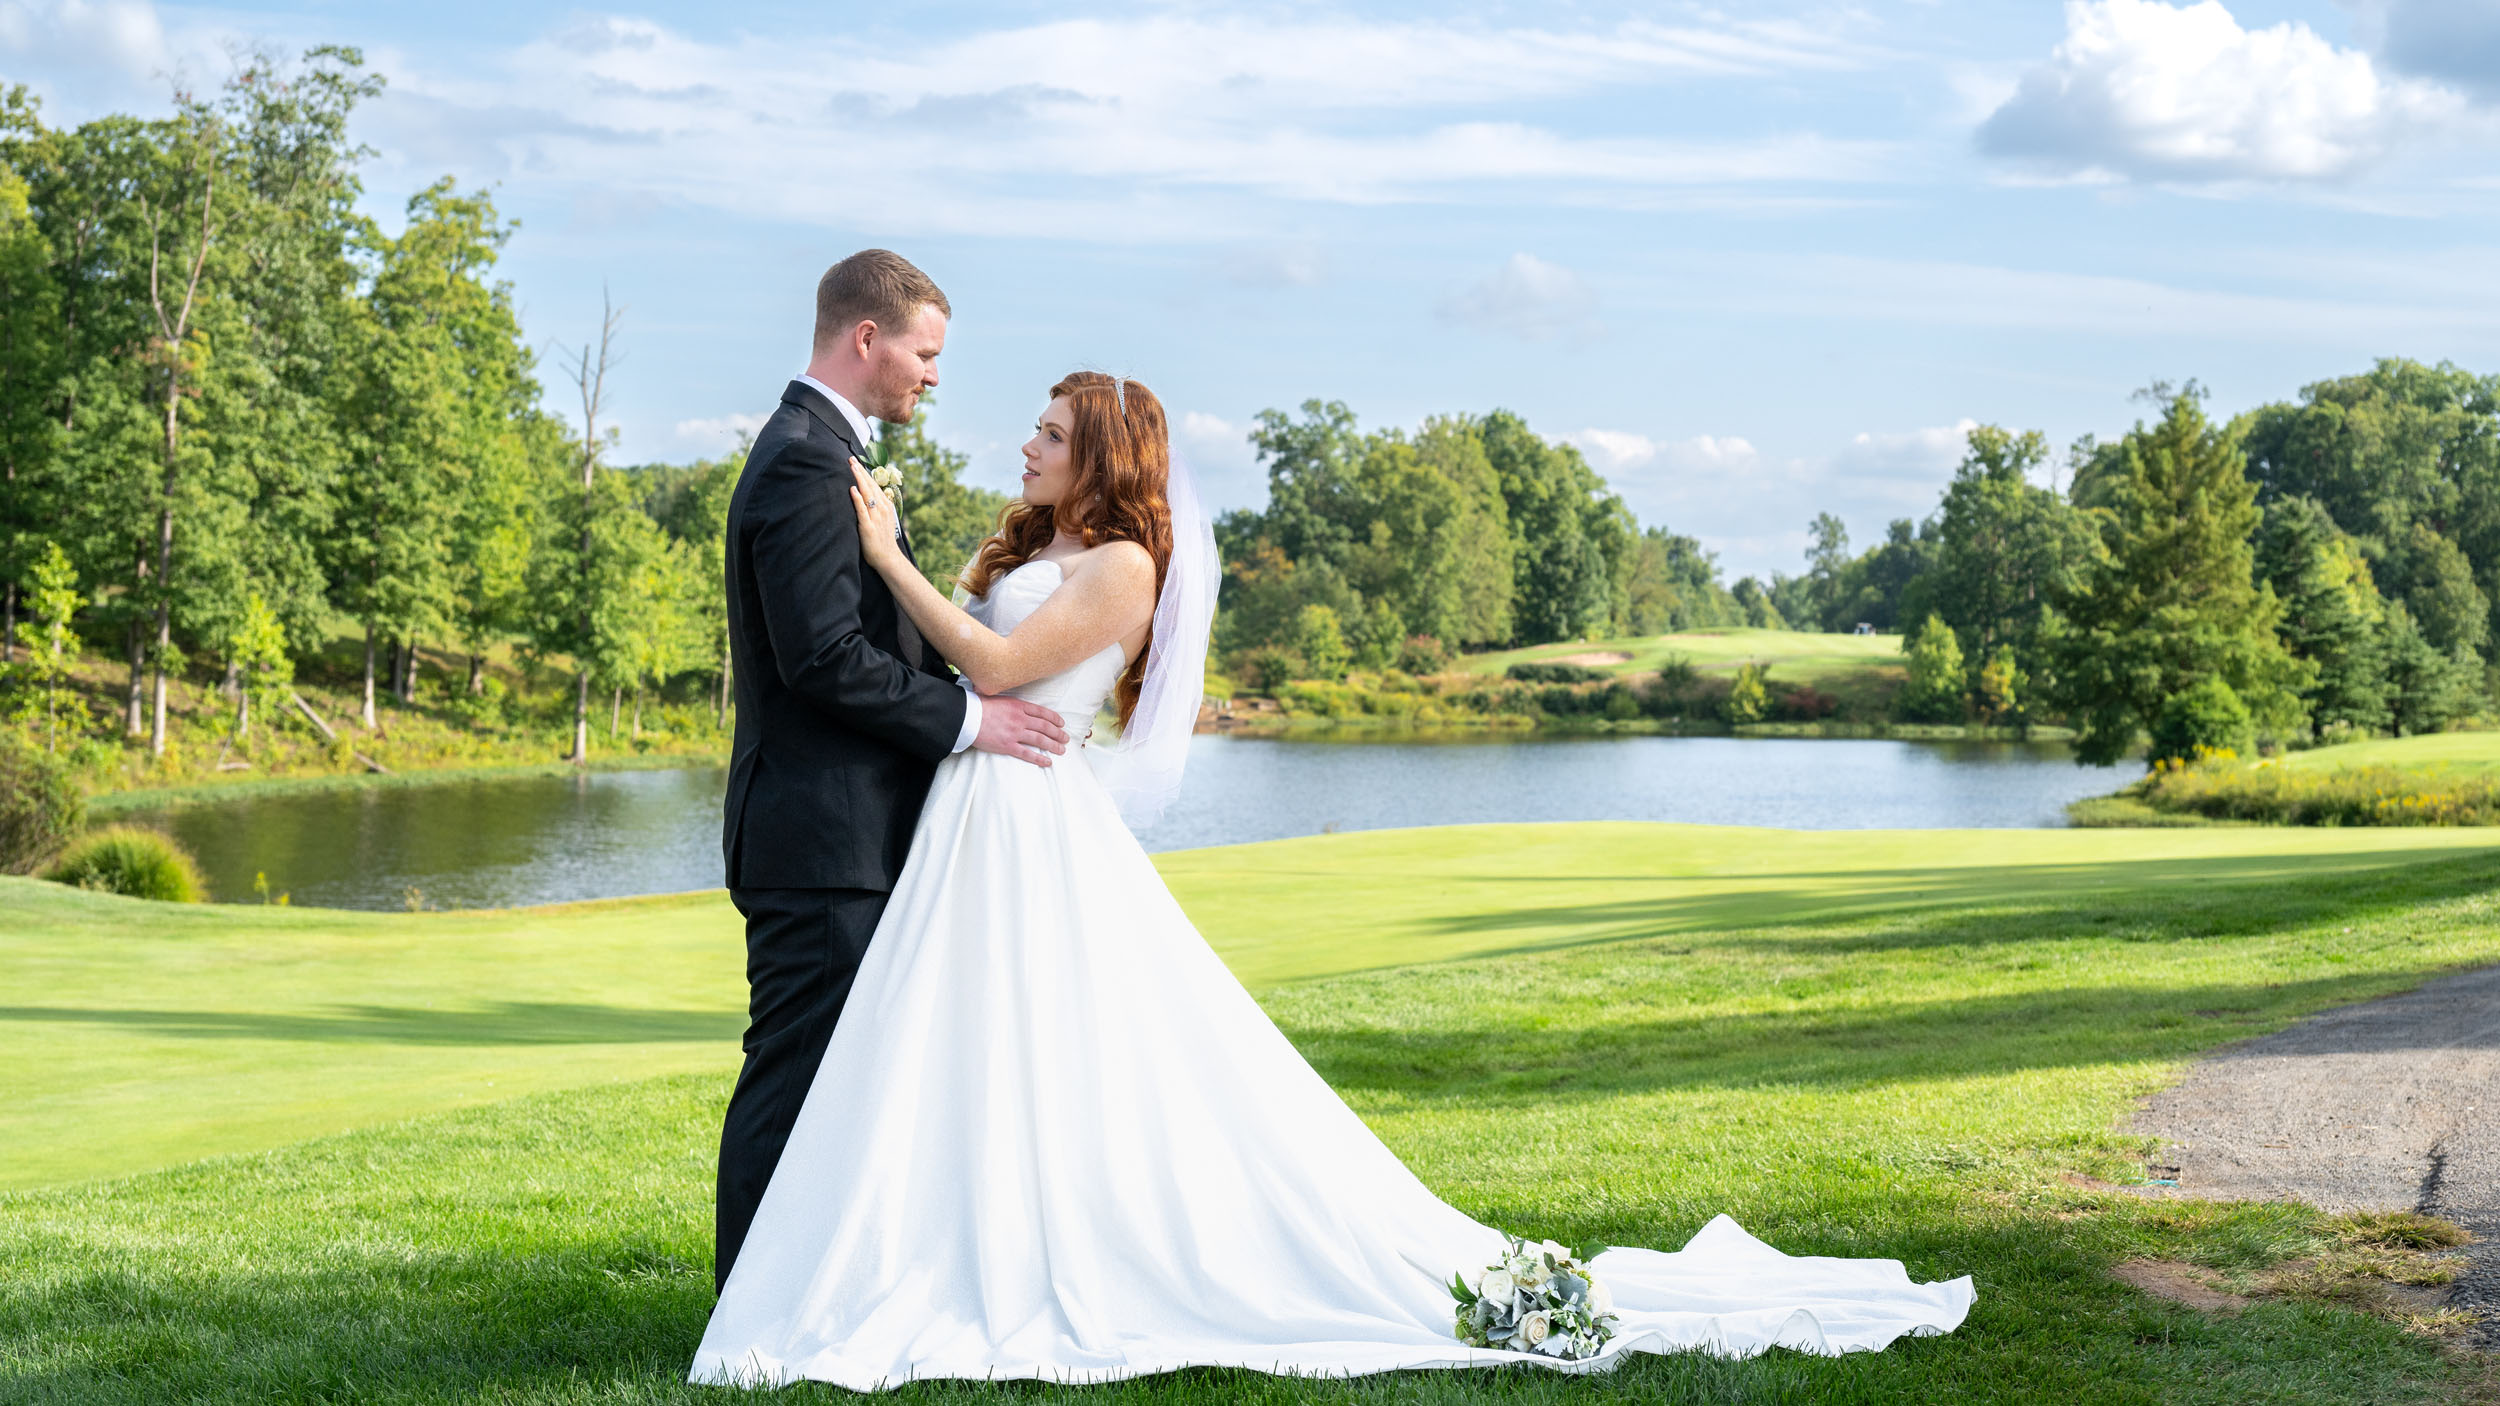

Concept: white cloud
[[673, 411, 766, 449], [1437, 253, 1597, 341], [0, 0, 168, 75], [1174, 410, 1263, 513], [1583, 421, 1977, 579], [342, 12, 1895, 243], [1833, 419, 1978, 482], [1570, 428, 1659, 470], [1978, 0, 2466, 183]]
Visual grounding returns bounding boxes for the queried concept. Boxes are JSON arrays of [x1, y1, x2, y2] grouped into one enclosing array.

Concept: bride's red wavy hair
[[963, 371, 1173, 726]]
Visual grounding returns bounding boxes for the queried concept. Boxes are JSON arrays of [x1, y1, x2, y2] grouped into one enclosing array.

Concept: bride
[[690, 372, 1973, 1389]]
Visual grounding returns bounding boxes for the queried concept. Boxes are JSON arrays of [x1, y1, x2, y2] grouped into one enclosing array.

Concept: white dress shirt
[[796, 372, 982, 755]]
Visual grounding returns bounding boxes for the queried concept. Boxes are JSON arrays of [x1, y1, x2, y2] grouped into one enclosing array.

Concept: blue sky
[[8, 0, 2500, 578]]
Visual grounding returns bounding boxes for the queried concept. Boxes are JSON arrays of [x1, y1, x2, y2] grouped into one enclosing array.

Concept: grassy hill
[[2275, 731, 2500, 774], [1459, 628, 1906, 684], [8, 823, 2500, 1401]]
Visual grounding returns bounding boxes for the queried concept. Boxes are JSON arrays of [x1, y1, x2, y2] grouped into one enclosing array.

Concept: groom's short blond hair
[[815, 250, 950, 351]]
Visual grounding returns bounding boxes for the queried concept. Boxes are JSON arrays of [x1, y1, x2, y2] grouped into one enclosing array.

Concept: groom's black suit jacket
[[721, 380, 965, 892]]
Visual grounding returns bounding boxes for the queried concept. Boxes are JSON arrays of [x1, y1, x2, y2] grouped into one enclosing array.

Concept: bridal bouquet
[[1449, 1237, 1618, 1360]]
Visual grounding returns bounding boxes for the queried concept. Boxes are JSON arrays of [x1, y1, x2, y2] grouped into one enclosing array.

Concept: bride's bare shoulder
[[1067, 539, 1154, 586]]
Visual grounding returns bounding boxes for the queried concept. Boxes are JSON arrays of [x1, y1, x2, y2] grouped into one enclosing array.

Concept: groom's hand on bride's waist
[[972, 696, 1069, 767]]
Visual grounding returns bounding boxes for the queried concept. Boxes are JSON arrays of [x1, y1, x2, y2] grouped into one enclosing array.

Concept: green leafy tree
[[1975, 645, 2020, 725], [0, 138, 63, 666], [10, 540, 80, 751], [1898, 614, 1968, 723], [644, 446, 742, 722], [1730, 577, 1785, 630], [2254, 495, 2391, 739], [2381, 600, 2482, 736], [225, 591, 289, 741], [1624, 528, 1736, 634], [1294, 603, 1350, 681], [2051, 387, 2309, 765], [2148, 676, 2253, 764], [1249, 400, 1366, 568], [1481, 410, 1619, 643], [1923, 426, 2094, 701], [1724, 661, 1769, 724]]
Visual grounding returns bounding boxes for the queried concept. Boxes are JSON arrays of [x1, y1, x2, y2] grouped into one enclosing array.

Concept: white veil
[[1091, 454, 1219, 830]]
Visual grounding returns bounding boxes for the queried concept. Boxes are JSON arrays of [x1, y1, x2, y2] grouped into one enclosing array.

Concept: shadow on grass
[[0, 1001, 739, 1046], [1390, 840, 2500, 975], [1283, 854, 2500, 1105], [1399, 846, 2500, 954], [1288, 973, 2498, 1107]]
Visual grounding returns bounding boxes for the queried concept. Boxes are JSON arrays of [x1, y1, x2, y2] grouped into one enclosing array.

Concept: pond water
[[136, 734, 2125, 911]]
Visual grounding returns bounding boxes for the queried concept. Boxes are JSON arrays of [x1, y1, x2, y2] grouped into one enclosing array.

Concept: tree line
[[1211, 364, 2499, 763], [0, 53, 1011, 767]]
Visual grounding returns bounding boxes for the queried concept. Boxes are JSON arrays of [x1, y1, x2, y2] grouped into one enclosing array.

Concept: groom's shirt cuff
[[952, 683, 982, 754]]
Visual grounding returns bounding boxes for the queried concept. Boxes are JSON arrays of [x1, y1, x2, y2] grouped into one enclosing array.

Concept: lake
[[134, 734, 2123, 911]]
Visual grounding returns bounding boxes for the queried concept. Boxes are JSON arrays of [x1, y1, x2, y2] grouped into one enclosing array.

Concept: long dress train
[[692, 560, 1973, 1388]]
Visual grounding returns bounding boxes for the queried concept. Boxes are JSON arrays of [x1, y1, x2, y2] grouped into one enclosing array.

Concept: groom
[[715, 249, 1068, 1292]]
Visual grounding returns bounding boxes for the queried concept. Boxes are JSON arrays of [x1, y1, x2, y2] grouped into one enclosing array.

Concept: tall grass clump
[[45, 825, 208, 901], [0, 733, 85, 873], [2127, 756, 2500, 825]]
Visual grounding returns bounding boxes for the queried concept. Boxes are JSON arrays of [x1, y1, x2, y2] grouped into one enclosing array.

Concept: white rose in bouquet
[[1453, 1235, 1617, 1361], [1589, 1275, 1613, 1316]]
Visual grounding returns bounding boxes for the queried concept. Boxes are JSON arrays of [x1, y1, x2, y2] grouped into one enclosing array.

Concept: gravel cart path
[[2131, 963, 2500, 1342]]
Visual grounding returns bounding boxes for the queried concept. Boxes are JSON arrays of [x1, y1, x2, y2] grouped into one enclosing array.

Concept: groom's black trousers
[[715, 885, 889, 1293]]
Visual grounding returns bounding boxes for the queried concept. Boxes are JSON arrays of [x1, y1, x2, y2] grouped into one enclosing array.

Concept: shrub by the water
[[1395, 634, 1451, 675], [2128, 758, 2500, 826], [2149, 676, 2255, 765], [1504, 661, 1607, 684], [46, 826, 208, 901], [0, 734, 85, 874]]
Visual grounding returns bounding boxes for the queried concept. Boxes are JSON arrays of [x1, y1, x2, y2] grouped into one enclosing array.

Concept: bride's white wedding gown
[[691, 561, 1973, 1389]]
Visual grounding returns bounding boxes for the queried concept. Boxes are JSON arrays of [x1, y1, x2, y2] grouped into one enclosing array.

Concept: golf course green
[[7, 821, 2500, 1402]]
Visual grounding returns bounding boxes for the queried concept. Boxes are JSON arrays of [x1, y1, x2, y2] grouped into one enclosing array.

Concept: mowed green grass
[[2276, 730, 2500, 775], [9, 825, 2500, 1402], [14, 824, 2500, 1189], [1460, 628, 1905, 683]]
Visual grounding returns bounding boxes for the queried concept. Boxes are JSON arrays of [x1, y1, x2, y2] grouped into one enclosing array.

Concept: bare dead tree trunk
[[361, 625, 378, 730], [396, 640, 415, 704], [561, 291, 623, 765], [141, 121, 221, 760], [466, 653, 484, 695], [124, 613, 145, 737]]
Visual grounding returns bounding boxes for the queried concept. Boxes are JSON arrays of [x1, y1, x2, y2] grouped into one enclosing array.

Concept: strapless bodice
[[966, 559, 1125, 727]]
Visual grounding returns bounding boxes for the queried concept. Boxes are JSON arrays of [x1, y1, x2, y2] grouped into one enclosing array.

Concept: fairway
[[9, 821, 2500, 1403], [1459, 627, 1905, 682], [12, 822, 2500, 1191], [2276, 731, 2500, 774]]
